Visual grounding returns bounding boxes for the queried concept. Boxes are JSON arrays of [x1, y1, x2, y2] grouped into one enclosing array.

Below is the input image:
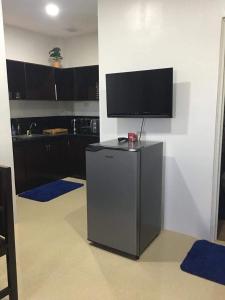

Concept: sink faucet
[[27, 122, 37, 136], [71, 118, 76, 134]]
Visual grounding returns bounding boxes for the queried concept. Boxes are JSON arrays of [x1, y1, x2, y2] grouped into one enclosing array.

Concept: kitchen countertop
[[12, 133, 100, 143]]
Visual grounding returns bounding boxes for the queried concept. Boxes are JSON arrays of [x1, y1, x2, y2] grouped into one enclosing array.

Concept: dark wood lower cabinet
[[13, 135, 99, 194], [68, 136, 99, 179], [25, 141, 47, 190], [68, 137, 83, 178], [13, 143, 27, 194], [45, 138, 70, 180]]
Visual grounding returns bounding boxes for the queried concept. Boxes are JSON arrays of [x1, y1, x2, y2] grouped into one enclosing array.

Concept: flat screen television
[[106, 68, 173, 118]]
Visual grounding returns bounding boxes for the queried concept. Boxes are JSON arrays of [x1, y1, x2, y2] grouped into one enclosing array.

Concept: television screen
[[106, 68, 173, 118]]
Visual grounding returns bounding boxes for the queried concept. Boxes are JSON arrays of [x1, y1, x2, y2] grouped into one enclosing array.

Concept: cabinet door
[[13, 138, 72, 193], [25, 141, 47, 189], [88, 66, 99, 100], [25, 63, 56, 100], [26, 139, 67, 187], [6, 60, 26, 100], [69, 136, 99, 179], [55, 68, 74, 100], [47, 138, 68, 180], [68, 137, 83, 178], [74, 65, 99, 101], [13, 143, 27, 194], [58, 138, 70, 178]]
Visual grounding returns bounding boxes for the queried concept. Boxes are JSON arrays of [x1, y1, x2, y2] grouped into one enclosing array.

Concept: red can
[[128, 132, 137, 142]]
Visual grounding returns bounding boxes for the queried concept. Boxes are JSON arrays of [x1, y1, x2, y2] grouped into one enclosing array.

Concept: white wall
[[0, 5, 15, 207], [4, 25, 64, 65], [63, 33, 98, 67], [9, 101, 74, 118], [73, 101, 99, 116], [4, 25, 99, 117], [10, 100, 99, 118], [4, 25, 99, 67], [98, 0, 225, 239]]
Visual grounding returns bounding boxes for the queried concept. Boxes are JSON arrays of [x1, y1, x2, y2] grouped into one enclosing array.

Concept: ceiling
[[2, 0, 98, 38]]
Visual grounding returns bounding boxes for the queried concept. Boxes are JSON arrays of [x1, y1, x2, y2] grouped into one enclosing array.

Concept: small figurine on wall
[[49, 47, 63, 68]]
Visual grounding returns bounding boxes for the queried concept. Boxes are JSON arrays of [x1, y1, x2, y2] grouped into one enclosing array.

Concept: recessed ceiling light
[[45, 3, 60, 17]]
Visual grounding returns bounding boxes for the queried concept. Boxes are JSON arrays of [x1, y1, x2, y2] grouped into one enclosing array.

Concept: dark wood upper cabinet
[[25, 63, 56, 100], [55, 65, 99, 101], [6, 60, 26, 100], [74, 65, 99, 101], [55, 68, 74, 101], [6, 60, 99, 101]]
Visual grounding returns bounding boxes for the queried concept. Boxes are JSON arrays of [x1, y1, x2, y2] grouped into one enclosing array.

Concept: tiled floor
[[1, 177, 225, 299]]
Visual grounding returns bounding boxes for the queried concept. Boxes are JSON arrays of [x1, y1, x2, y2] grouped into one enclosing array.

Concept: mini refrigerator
[[86, 140, 163, 258]]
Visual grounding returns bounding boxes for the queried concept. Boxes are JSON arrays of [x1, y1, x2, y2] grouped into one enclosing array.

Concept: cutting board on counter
[[43, 128, 68, 135]]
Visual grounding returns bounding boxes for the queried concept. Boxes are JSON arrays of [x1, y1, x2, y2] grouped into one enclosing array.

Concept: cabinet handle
[[55, 84, 58, 101], [96, 82, 99, 100]]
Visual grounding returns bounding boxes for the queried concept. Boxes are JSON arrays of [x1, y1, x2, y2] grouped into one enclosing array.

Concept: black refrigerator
[[86, 140, 163, 258]]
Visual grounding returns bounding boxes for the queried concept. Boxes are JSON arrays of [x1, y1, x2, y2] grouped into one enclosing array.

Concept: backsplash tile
[[11, 115, 99, 136]]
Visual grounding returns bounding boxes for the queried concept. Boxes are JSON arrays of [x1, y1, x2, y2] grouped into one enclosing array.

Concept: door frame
[[211, 17, 225, 240]]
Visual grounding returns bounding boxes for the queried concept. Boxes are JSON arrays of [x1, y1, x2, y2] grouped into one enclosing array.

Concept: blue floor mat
[[19, 180, 84, 202], [181, 240, 225, 285]]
